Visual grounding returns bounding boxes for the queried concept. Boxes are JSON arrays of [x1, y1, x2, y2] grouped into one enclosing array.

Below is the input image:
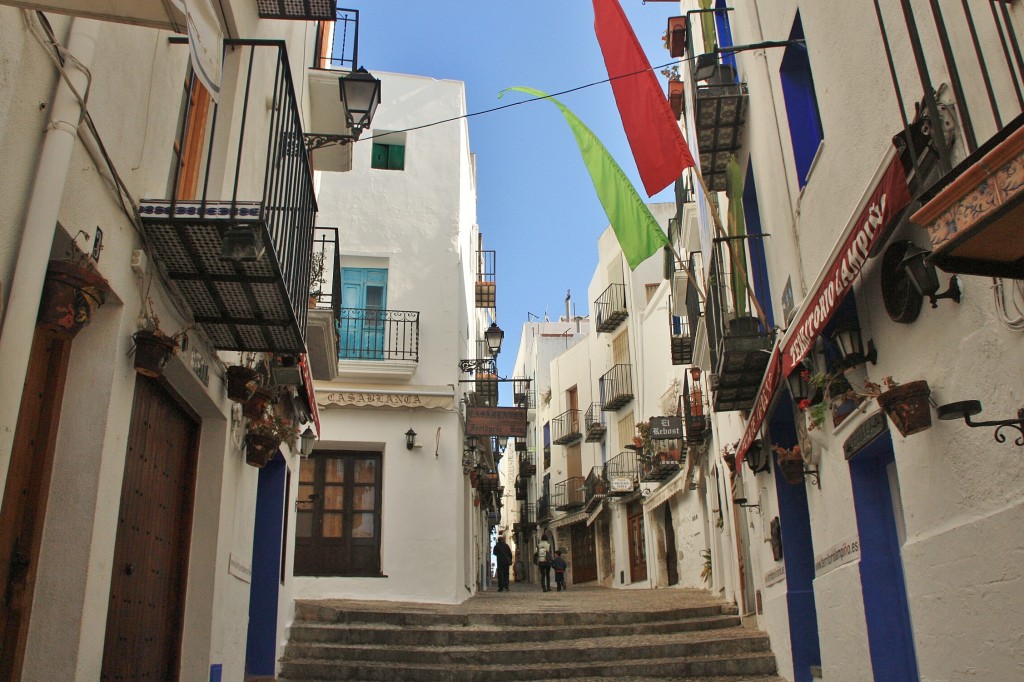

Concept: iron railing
[[513, 378, 535, 409], [476, 250, 496, 308], [519, 503, 537, 527], [515, 477, 528, 501], [519, 450, 536, 477], [605, 451, 640, 495], [594, 283, 628, 333], [600, 364, 634, 411], [585, 402, 607, 442], [552, 476, 586, 511], [259, 0, 338, 21], [551, 409, 582, 445], [312, 7, 360, 70], [337, 308, 419, 361], [538, 494, 552, 522], [682, 370, 711, 443], [584, 466, 608, 510]]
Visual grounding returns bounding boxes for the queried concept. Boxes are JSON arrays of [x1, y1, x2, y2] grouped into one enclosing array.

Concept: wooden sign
[[466, 406, 527, 437], [649, 415, 683, 440]]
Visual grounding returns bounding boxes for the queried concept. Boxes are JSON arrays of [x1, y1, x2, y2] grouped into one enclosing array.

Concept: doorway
[[101, 377, 200, 681], [570, 522, 598, 584], [664, 504, 679, 586], [245, 454, 288, 678], [627, 501, 647, 582]]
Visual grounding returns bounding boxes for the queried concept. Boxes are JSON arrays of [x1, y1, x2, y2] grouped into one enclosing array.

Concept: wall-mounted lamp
[[405, 428, 418, 450], [830, 321, 877, 366], [746, 440, 770, 474], [220, 225, 265, 262], [338, 67, 381, 134], [902, 244, 961, 309], [937, 400, 1024, 446], [299, 427, 316, 456], [695, 40, 805, 83], [484, 322, 505, 357], [733, 497, 761, 514], [694, 53, 720, 82], [785, 360, 811, 402]]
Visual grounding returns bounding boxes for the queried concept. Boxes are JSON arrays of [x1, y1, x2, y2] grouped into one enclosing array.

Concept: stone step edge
[[280, 676, 787, 682]]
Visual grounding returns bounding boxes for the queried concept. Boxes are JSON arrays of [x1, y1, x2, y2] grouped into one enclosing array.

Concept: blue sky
[[355, 1, 679, 377]]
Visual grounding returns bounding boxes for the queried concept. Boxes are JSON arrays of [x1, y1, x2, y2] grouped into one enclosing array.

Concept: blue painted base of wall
[[245, 454, 287, 677]]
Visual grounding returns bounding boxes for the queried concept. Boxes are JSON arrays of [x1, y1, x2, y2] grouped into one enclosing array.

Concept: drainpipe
[[0, 17, 100, 492]]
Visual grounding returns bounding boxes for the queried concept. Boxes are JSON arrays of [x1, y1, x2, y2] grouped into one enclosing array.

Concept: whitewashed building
[[664, 1, 1024, 680]]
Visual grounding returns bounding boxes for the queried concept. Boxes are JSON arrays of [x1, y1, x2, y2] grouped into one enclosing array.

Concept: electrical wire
[[993, 277, 1024, 332]]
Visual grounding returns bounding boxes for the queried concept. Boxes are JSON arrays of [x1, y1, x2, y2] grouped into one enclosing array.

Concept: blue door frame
[[245, 453, 287, 677], [849, 433, 919, 680], [769, 406, 822, 682]]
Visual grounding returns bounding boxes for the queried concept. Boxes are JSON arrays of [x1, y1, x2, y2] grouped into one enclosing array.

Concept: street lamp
[[484, 322, 504, 357], [339, 67, 381, 134], [299, 427, 316, 456]]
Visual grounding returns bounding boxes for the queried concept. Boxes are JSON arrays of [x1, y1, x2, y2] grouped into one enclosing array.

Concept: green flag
[[501, 86, 668, 270], [725, 154, 749, 317]]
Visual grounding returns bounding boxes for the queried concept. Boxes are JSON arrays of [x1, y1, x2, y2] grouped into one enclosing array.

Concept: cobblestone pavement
[[304, 581, 729, 616]]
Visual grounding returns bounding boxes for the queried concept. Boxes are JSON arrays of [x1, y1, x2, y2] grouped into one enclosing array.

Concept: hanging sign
[[648, 415, 683, 440], [466, 406, 527, 437]]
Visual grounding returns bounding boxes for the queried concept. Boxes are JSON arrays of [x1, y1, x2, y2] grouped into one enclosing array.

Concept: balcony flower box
[[665, 16, 688, 58]]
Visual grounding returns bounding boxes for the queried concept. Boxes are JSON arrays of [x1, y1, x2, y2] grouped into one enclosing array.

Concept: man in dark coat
[[493, 536, 513, 592]]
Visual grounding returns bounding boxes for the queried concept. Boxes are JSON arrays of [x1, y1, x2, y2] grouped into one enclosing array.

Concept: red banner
[[781, 154, 911, 376], [735, 151, 910, 465]]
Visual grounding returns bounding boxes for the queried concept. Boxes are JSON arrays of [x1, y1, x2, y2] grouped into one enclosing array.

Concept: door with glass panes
[[340, 268, 387, 359], [295, 452, 382, 576]]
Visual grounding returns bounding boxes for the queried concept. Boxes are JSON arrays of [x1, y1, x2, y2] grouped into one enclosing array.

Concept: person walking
[[537, 536, 552, 592], [552, 550, 568, 591], [493, 536, 513, 592]]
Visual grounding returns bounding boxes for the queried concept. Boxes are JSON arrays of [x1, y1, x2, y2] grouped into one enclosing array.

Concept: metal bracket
[[303, 132, 357, 153]]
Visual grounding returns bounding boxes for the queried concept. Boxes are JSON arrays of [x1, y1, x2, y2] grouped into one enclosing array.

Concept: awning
[[548, 510, 588, 529], [736, 148, 911, 465], [316, 384, 455, 411]]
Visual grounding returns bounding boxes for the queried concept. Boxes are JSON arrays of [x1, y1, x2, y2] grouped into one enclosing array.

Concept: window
[[339, 268, 387, 360], [172, 71, 212, 199], [780, 13, 823, 187], [371, 142, 405, 170], [617, 412, 635, 452], [612, 329, 630, 366]]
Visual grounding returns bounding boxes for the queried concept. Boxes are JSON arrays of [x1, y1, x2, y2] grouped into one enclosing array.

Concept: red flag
[[593, 0, 695, 196]]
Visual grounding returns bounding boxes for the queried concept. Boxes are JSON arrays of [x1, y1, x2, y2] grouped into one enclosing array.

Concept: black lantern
[[220, 226, 265, 262], [339, 67, 381, 133], [901, 244, 961, 308], [405, 428, 417, 450], [746, 440, 770, 474], [299, 427, 316, 456], [694, 53, 719, 82], [830, 321, 877, 367], [484, 322, 504, 357], [785, 362, 810, 402]]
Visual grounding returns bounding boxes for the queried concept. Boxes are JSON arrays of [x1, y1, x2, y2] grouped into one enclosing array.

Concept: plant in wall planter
[[864, 376, 933, 437], [39, 257, 110, 339], [226, 354, 263, 403], [130, 327, 186, 378], [244, 412, 297, 468], [242, 385, 276, 419], [772, 444, 805, 485]]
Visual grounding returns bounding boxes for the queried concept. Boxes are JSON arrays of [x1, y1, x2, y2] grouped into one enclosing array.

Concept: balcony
[[337, 308, 420, 367], [538, 495, 552, 523], [584, 466, 608, 513], [306, 8, 362, 172], [682, 370, 711, 443], [670, 254, 701, 366], [605, 451, 640, 496], [139, 41, 315, 354], [600, 364, 634, 411], [584, 403, 607, 443], [551, 409, 582, 445], [514, 477, 528, 501], [513, 378, 535, 410], [258, 0, 337, 20], [594, 283, 628, 333], [519, 450, 537, 477], [642, 450, 682, 482], [552, 476, 586, 512], [516, 503, 537, 531], [306, 227, 341, 380], [706, 238, 774, 412], [475, 250, 497, 308]]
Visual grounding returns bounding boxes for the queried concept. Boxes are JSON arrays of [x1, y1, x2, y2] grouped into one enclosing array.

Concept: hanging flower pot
[[244, 432, 280, 468], [130, 329, 179, 378], [38, 259, 109, 339], [877, 380, 932, 437], [226, 365, 261, 403], [242, 386, 275, 419], [773, 445, 805, 485]]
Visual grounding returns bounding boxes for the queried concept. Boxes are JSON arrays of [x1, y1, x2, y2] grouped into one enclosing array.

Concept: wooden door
[[0, 329, 71, 680], [566, 386, 579, 432], [570, 523, 598, 584], [627, 502, 647, 582], [294, 452, 382, 576], [101, 377, 199, 681], [174, 73, 211, 201]]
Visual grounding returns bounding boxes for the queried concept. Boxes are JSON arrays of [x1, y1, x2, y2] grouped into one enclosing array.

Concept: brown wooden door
[[294, 451, 382, 577], [101, 377, 199, 681], [627, 502, 647, 582], [569, 523, 597, 584], [664, 504, 679, 586], [0, 329, 71, 680]]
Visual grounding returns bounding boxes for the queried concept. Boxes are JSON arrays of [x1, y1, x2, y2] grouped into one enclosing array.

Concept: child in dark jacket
[[552, 550, 568, 591]]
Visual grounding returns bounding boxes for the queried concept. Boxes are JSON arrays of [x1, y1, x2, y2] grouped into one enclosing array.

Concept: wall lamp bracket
[[803, 467, 821, 488], [458, 358, 497, 375], [937, 400, 1024, 446], [733, 497, 762, 514]]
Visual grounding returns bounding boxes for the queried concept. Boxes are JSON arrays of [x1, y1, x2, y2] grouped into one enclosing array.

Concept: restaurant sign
[[466, 406, 527, 437], [649, 416, 683, 440]]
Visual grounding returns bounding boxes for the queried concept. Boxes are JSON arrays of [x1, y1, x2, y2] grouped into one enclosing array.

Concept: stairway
[[278, 590, 783, 681]]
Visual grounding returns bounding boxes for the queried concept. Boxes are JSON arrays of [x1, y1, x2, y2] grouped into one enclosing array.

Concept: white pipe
[[0, 18, 99, 492]]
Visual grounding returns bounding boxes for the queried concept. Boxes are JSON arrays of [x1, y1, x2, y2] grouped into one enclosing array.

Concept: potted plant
[[722, 441, 738, 474], [244, 411, 297, 468], [772, 444, 805, 484], [38, 249, 110, 339], [130, 324, 186, 378], [865, 376, 933, 437], [242, 385, 276, 419], [700, 549, 712, 584], [308, 249, 327, 308], [226, 353, 264, 403]]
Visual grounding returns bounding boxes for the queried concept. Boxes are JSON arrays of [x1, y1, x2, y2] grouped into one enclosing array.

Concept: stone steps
[[280, 592, 780, 681]]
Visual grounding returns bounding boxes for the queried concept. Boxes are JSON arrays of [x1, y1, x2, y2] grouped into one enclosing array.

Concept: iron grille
[[600, 364, 634, 411], [337, 309, 419, 361], [605, 451, 640, 496], [594, 282, 628, 333], [475, 250, 496, 308], [312, 7, 359, 69], [551, 409, 582, 445], [552, 476, 585, 511], [258, 0, 338, 21], [585, 402, 607, 442]]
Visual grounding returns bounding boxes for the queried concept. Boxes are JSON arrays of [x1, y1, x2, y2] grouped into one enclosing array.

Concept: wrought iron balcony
[[594, 282, 628, 333], [476, 250, 497, 308], [886, 3, 1024, 278], [337, 308, 419, 361], [706, 237, 774, 412], [518, 503, 537, 528], [641, 450, 682, 482], [682, 370, 711, 443], [584, 402, 607, 442], [139, 40, 316, 354], [551, 409, 582, 445], [552, 476, 586, 512], [584, 466, 608, 512], [514, 477, 528, 501], [306, 8, 362, 172], [600, 364, 634, 411], [605, 451, 640, 496], [519, 450, 537, 477], [513, 378, 535, 409], [306, 227, 341, 380], [259, 0, 337, 20], [538, 494, 552, 522]]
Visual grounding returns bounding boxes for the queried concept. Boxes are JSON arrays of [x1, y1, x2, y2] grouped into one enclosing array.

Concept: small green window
[[371, 143, 405, 170]]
